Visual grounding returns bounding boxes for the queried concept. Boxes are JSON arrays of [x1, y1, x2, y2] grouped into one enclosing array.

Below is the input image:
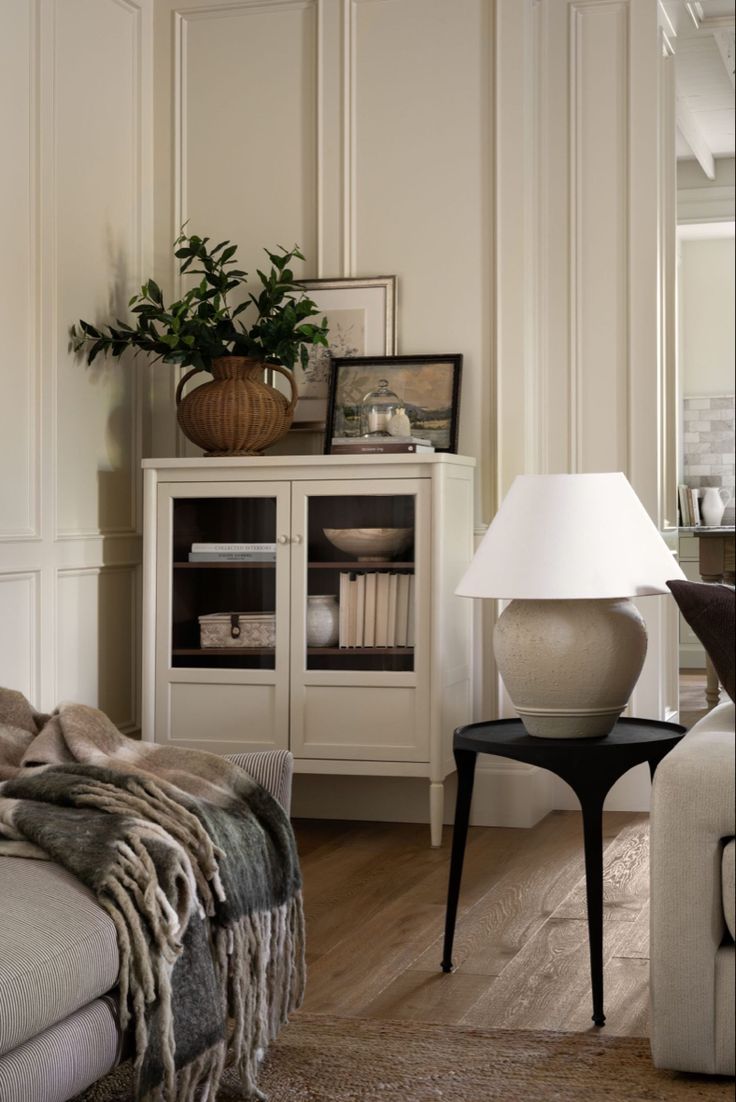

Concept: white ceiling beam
[[676, 94, 716, 178], [713, 30, 736, 89]]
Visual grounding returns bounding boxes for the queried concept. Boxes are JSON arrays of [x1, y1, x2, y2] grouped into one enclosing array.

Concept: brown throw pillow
[[667, 580, 735, 704]]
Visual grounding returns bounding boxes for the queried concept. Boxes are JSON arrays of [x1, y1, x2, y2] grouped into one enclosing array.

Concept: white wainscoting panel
[[0, 0, 150, 724], [0, 572, 39, 701], [349, 0, 492, 472], [570, 0, 630, 473], [0, 0, 39, 541], [57, 567, 138, 731], [174, 0, 318, 271], [54, 0, 142, 539]]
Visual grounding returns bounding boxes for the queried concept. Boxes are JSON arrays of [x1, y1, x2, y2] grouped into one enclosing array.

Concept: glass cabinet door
[[160, 486, 288, 671], [303, 493, 417, 671]]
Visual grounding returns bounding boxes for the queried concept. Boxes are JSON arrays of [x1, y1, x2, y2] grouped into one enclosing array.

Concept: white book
[[375, 573, 391, 647], [347, 576, 358, 647], [356, 574, 366, 647], [407, 575, 415, 647], [395, 573, 411, 647], [339, 573, 350, 647], [191, 542, 276, 552], [387, 574, 399, 646], [364, 573, 377, 647]]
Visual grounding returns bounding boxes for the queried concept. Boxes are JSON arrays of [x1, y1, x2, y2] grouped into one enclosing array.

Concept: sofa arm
[[225, 750, 294, 813], [650, 702, 735, 1074]]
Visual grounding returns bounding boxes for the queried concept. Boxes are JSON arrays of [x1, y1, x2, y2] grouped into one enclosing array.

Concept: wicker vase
[[176, 356, 297, 456]]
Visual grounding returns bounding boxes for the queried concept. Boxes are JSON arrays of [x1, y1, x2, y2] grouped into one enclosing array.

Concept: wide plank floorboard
[[295, 810, 651, 1032]]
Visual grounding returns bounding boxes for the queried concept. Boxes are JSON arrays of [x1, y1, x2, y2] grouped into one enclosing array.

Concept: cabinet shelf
[[174, 562, 276, 570], [308, 646, 414, 655], [308, 561, 415, 571], [173, 647, 275, 656], [172, 646, 414, 656]]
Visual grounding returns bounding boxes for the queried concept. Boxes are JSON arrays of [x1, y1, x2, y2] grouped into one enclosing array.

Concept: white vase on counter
[[700, 486, 731, 527]]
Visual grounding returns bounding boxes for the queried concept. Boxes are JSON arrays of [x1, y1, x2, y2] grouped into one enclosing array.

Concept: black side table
[[441, 717, 686, 1026]]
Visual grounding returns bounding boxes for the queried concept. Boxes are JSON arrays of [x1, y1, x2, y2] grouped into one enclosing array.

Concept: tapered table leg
[[441, 749, 477, 973], [579, 794, 605, 1026]]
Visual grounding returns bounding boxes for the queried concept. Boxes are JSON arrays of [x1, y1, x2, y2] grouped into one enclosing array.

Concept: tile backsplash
[[683, 394, 735, 524]]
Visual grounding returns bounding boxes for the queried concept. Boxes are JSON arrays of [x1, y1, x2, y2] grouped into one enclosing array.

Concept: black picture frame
[[324, 354, 462, 454]]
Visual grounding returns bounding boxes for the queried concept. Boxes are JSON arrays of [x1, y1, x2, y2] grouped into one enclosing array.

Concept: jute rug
[[74, 1013, 733, 1102]]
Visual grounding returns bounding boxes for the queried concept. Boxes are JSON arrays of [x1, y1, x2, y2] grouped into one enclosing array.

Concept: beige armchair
[[650, 700, 735, 1076]]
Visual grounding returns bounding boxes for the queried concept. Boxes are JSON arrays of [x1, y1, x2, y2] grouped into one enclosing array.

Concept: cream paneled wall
[[0, 0, 151, 724], [152, 0, 493, 489]]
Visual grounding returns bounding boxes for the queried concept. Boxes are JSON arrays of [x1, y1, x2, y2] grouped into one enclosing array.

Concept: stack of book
[[330, 436, 434, 455], [677, 486, 701, 527], [187, 542, 277, 562], [337, 572, 415, 648]]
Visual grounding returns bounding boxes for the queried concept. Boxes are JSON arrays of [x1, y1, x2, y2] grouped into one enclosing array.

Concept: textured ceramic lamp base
[[493, 598, 648, 739]]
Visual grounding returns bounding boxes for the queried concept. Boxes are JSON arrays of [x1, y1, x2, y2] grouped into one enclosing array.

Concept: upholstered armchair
[[650, 700, 735, 1076]]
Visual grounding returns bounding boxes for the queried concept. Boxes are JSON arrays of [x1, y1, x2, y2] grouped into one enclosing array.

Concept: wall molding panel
[[494, 0, 676, 809], [0, 0, 42, 542], [0, 571, 40, 701], [0, 0, 151, 720]]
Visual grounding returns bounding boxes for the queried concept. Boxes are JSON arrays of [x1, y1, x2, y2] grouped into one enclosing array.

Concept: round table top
[[454, 717, 687, 759]]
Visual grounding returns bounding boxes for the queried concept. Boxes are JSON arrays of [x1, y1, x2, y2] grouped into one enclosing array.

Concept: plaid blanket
[[0, 688, 305, 1101]]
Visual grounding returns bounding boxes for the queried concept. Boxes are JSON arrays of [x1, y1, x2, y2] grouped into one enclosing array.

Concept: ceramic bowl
[[323, 527, 413, 562]]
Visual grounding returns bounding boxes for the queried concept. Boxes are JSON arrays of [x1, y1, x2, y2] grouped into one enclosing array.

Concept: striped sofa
[[0, 750, 294, 1102]]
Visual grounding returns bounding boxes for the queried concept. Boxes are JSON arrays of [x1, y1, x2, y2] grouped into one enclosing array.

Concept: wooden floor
[[295, 809, 651, 1037], [295, 671, 713, 1040]]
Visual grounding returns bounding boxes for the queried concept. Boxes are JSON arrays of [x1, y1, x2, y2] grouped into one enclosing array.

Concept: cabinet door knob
[[277, 535, 289, 545], [292, 534, 303, 544]]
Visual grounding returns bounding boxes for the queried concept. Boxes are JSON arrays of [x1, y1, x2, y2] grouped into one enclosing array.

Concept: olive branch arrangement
[[72, 229, 329, 373]]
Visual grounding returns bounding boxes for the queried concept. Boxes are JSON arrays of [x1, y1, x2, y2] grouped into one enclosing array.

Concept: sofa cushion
[[0, 857, 118, 1057], [667, 580, 735, 703], [0, 997, 120, 1102], [724, 840, 735, 940]]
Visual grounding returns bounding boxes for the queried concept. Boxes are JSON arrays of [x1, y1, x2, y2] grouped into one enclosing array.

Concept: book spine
[[374, 573, 390, 647], [190, 542, 276, 552], [330, 443, 433, 454], [187, 552, 276, 561], [387, 574, 399, 646], [395, 573, 410, 647], [407, 575, 415, 647], [356, 574, 366, 647], [364, 573, 377, 647], [677, 485, 690, 527], [690, 488, 701, 526]]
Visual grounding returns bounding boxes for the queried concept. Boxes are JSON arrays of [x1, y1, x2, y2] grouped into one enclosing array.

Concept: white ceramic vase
[[700, 486, 731, 527], [306, 594, 340, 647]]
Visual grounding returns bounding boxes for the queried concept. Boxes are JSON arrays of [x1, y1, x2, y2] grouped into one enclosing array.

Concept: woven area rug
[[74, 1012, 733, 1102]]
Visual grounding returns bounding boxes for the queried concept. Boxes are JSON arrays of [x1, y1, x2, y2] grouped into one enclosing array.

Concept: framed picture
[[325, 355, 462, 454], [291, 276, 397, 426]]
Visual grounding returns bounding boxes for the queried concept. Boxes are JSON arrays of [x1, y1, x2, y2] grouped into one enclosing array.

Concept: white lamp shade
[[456, 473, 685, 600]]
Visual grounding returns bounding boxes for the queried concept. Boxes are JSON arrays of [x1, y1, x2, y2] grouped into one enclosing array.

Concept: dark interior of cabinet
[[172, 497, 276, 559], [306, 494, 415, 673], [171, 497, 277, 669], [306, 495, 415, 564]]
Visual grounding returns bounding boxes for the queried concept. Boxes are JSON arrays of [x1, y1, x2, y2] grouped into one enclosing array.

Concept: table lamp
[[456, 473, 685, 738]]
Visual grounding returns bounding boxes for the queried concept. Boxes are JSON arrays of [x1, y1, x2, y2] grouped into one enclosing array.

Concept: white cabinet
[[142, 454, 475, 844]]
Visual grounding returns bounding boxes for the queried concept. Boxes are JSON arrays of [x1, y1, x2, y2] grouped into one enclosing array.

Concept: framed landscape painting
[[291, 277, 397, 426], [325, 355, 462, 453]]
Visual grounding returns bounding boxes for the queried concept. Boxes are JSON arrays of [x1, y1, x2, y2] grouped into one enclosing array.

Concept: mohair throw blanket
[[0, 688, 305, 1102]]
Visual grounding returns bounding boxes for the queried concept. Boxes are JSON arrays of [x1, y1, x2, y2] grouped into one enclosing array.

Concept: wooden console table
[[694, 528, 735, 708]]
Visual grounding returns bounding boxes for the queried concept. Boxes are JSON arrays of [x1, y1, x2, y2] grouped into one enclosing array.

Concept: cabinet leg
[[429, 783, 444, 848]]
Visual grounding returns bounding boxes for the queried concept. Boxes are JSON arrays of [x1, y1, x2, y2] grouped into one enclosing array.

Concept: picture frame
[[291, 276, 397, 426], [325, 355, 463, 454]]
